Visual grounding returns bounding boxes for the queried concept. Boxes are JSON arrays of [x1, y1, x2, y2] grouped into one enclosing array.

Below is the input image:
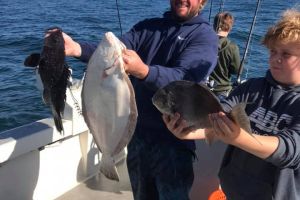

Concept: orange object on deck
[[208, 189, 226, 200]]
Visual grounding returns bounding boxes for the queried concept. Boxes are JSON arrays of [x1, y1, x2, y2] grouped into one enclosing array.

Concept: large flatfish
[[152, 80, 252, 144], [24, 28, 71, 133], [82, 32, 137, 181]]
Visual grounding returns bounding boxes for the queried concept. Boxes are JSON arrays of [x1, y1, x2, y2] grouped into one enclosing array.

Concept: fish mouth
[[152, 96, 173, 116], [152, 96, 161, 110], [45, 27, 62, 35], [105, 32, 118, 47], [44, 27, 64, 48], [153, 103, 172, 116]]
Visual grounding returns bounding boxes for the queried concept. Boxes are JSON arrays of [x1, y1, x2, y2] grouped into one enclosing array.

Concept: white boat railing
[[0, 81, 128, 200]]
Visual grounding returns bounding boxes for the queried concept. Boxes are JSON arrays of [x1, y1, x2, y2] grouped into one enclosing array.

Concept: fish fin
[[230, 103, 251, 132], [104, 53, 122, 77], [43, 89, 51, 105], [112, 74, 137, 156], [51, 105, 64, 134], [119, 41, 126, 50], [24, 53, 40, 67], [104, 63, 118, 77], [230, 103, 262, 145], [48, 66, 70, 134], [64, 63, 73, 86], [100, 154, 120, 181]]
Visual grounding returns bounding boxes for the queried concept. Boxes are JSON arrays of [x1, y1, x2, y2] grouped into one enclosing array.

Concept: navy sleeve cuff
[[78, 42, 97, 63], [264, 136, 283, 165], [143, 65, 159, 83]]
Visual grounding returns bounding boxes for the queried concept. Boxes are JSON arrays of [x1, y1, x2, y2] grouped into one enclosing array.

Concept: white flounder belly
[[81, 32, 137, 181]]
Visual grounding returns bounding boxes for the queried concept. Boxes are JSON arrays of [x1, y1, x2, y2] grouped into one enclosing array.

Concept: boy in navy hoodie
[[60, 0, 218, 199], [164, 8, 300, 200]]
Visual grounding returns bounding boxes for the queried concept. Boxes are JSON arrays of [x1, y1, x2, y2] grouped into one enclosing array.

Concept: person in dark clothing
[[163, 8, 300, 200], [59, 0, 218, 199], [208, 12, 241, 99]]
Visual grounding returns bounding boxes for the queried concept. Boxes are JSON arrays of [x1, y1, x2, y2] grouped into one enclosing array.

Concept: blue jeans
[[127, 135, 194, 200]]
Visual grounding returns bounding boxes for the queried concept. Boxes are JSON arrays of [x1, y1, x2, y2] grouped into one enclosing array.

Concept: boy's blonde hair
[[262, 8, 300, 48]]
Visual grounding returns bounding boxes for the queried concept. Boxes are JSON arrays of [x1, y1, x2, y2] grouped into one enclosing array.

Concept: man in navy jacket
[[62, 0, 217, 199]]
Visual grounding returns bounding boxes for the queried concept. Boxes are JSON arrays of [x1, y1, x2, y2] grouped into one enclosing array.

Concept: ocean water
[[0, 0, 298, 132]]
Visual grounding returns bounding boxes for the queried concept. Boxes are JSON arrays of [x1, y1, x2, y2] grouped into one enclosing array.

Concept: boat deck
[[56, 141, 227, 200], [56, 159, 134, 200]]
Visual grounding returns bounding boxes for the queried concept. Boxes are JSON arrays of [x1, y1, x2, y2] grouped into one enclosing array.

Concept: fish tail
[[230, 103, 251, 132], [63, 65, 72, 86], [49, 66, 71, 134], [51, 105, 64, 133], [52, 67, 71, 112], [43, 89, 51, 105], [100, 154, 119, 181], [230, 103, 262, 145], [49, 88, 65, 134]]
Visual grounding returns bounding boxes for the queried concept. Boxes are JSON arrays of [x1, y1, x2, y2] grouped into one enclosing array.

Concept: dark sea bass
[[152, 80, 252, 144], [24, 28, 71, 133]]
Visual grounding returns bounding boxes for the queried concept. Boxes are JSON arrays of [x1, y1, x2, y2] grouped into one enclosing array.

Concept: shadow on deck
[[56, 159, 133, 200]]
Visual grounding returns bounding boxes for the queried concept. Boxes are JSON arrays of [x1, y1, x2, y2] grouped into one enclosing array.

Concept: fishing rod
[[215, 0, 226, 32], [115, 0, 123, 36], [209, 0, 225, 23], [208, 0, 213, 22], [218, 0, 225, 13], [236, 0, 262, 85]]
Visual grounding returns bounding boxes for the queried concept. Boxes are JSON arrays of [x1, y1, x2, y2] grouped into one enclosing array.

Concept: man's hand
[[45, 29, 81, 57], [62, 32, 82, 57], [122, 49, 149, 79]]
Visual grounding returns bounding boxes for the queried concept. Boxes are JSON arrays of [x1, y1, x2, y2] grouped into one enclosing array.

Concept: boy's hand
[[209, 112, 241, 144]]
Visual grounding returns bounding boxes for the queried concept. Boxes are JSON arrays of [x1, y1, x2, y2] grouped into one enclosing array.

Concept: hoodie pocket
[[219, 163, 274, 200]]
